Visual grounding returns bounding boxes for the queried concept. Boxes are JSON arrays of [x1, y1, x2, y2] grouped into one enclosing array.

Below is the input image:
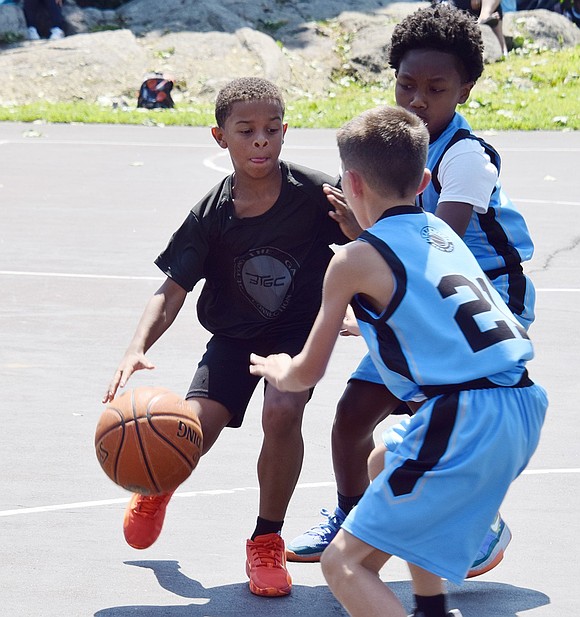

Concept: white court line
[[1, 271, 577, 291], [203, 151, 232, 173], [1, 472, 578, 518], [2, 139, 214, 149], [515, 198, 580, 207], [2, 137, 578, 153], [2, 139, 335, 152], [0, 270, 163, 281]]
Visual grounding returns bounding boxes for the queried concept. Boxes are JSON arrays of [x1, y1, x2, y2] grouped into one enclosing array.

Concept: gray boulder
[[0, 3, 25, 40], [504, 8, 580, 48], [0, 0, 577, 106]]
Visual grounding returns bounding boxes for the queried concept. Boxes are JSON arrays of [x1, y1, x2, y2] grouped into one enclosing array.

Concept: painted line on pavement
[[1, 472, 578, 518]]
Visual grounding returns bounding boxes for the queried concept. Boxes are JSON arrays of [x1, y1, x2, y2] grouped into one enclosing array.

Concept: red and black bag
[[137, 74, 175, 109]]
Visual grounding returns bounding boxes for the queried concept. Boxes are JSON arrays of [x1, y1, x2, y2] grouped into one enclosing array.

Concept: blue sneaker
[[286, 507, 346, 562], [467, 513, 512, 578]]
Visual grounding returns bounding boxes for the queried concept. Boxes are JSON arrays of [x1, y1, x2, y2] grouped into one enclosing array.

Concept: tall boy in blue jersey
[[287, 4, 536, 576], [250, 105, 547, 617]]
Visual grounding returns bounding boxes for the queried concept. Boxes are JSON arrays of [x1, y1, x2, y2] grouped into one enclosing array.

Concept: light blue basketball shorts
[[341, 383, 548, 584]]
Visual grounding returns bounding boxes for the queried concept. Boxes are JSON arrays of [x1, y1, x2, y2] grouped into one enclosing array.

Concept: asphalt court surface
[[0, 121, 579, 616]]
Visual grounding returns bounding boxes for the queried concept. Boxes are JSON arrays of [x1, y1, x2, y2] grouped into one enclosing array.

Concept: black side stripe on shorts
[[388, 393, 459, 497], [477, 208, 526, 316]]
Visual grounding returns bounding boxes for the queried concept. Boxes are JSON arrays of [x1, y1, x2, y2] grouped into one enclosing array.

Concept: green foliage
[[88, 24, 124, 33], [153, 47, 176, 59], [0, 32, 24, 44], [0, 46, 577, 130], [0, 101, 216, 126], [464, 46, 579, 130], [256, 19, 287, 36]]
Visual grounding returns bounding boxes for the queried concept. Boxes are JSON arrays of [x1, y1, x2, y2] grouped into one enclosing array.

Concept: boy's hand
[[249, 352, 293, 391], [324, 183, 362, 240], [102, 352, 155, 403]]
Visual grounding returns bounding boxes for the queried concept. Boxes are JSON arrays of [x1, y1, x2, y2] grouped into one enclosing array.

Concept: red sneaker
[[245, 533, 292, 596], [123, 491, 174, 549]]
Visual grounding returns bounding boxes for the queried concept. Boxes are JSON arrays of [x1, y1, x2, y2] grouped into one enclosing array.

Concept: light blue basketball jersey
[[353, 206, 533, 402], [420, 113, 535, 322], [421, 112, 534, 272]]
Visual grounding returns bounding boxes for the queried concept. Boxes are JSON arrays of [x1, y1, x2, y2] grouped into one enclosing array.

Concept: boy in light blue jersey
[[288, 4, 537, 577], [250, 105, 547, 617]]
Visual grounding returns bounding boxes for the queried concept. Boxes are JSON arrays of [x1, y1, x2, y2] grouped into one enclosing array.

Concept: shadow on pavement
[[93, 560, 550, 617]]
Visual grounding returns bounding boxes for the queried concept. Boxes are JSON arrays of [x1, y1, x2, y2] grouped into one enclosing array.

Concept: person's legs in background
[[23, 0, 65, 40]]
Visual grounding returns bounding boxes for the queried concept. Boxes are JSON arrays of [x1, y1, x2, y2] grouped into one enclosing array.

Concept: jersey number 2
[[438, 274, 529, 352]]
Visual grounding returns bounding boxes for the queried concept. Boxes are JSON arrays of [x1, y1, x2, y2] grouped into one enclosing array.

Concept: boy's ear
[[344, 169, 363, 197], [458, 81, 475, 105], [416, 168, 432, 196], [211, 126, 227, 149]]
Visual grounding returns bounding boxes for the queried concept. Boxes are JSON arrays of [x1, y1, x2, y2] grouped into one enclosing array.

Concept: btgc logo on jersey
[[235, 246, 299, 319], [421, 226, 454, 252]]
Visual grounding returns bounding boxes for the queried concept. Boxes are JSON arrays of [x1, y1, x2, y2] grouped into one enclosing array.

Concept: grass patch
[[0, 101, 216, 126], [0, 46, 577, 130], [464, 46, 579, 130]]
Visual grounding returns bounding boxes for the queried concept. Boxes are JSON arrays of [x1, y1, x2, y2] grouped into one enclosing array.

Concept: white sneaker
[[409, 608, 463, 617], [49, 27, 65, 40], [467, 512, 512, 578], [27, 26, 40, 40]]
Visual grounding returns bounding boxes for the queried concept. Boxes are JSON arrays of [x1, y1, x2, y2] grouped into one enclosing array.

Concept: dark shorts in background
[[446, 0, 504, 18]]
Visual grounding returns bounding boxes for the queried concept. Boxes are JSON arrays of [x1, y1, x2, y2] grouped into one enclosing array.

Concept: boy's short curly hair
[[389, 4, 484, 83], [214, 77, 285, 127]]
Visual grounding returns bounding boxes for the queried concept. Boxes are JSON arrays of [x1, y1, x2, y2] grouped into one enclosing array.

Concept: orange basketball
[[95, 386, 203, 495]]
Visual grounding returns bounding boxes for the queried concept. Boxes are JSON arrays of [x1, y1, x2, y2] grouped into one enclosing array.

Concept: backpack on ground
[[137, 74, 175, 109]]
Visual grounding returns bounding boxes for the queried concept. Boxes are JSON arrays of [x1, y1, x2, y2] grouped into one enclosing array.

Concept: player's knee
[[368, 443, 387, 481], [320, 543, 342, 586], [262, 394, 305, 435], [334, 391, 367, 435]]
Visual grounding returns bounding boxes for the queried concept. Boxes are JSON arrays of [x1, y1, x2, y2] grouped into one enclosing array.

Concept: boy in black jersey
[[103, 77, 360, 597]]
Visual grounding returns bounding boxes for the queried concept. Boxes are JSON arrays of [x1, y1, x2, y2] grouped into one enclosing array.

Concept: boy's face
[[211, 100, 287, 179], [395, 49, 474, 141]]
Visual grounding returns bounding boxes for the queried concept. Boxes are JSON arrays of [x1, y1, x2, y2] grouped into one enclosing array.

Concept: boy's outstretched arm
[[250, 242, 388, 391], [249, 256, 348, 391], [324, 183, 363, 240], [102, 277, 187, 403]]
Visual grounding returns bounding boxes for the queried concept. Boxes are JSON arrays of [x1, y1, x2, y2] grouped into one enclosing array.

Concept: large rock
[[504, 8, 580, 48], [0, 3, 25, 39], [115, 0, 418, 36], [1, 29, 147, 105], [0, 0, 577, 106], [140, 28, 294, 100]]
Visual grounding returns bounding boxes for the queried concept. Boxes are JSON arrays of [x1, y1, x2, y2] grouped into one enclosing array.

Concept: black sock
[[251, 516, 284, 540], [414, 593, 447, 617], [337, 492, 364, 515]]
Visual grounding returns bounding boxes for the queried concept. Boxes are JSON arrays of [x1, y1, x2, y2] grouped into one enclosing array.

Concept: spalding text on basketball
[[177, 420, 202, 449]]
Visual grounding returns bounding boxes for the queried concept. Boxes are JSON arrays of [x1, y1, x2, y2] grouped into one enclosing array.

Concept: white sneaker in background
[[49, 27, 65, 40], [27, 26, 40, 40]]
